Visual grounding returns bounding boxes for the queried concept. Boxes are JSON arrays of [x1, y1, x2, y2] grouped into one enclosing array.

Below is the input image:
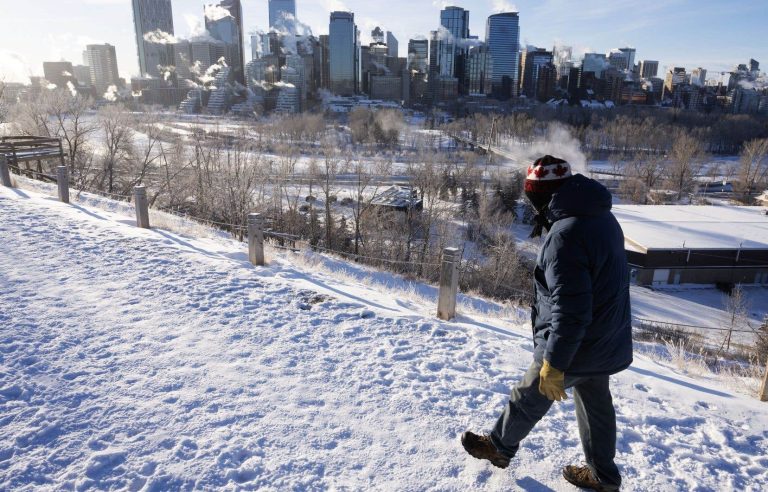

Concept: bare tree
[[736, 138, 768, 202], [666, 131, 706, 201], [97, 105, 134, 193], [319, 137, 340, 249], [719, 285, 750, 354], [349, 156, 389, 255], [46, 90, 96, 173]]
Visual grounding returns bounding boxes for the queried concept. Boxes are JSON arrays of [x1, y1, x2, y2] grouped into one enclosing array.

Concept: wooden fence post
[[0, 155, 12, 187], [133, 185, 150, 229], [248, 213, 265, 266], [760, 358, 768, 402], [437, 247, 460, 321], [56, 166, 70, 204]]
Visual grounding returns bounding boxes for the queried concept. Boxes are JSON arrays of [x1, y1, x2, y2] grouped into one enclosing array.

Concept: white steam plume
[[0, 50, 32, 83], [143, 29, 178, 44], [103, 85, 118, 102], [491, 0, 518, 13], [66, 81, 78, 98], [204, 4, 233, 21], [272, 13, 314, 55], [498, 123, 588, 175], [738, 77, 767, 90]]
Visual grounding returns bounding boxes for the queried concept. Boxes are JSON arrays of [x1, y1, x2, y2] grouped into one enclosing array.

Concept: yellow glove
[[539, 360, 568, 401]]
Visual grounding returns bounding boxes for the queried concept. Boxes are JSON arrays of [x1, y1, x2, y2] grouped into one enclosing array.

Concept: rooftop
[[612, 205, 768, 251]]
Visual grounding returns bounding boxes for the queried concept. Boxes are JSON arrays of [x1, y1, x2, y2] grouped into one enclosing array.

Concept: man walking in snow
[[461, 156, 633, 492]]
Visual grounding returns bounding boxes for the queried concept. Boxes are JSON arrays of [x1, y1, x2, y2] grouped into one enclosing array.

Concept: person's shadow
[[515, 476, 557, 491]]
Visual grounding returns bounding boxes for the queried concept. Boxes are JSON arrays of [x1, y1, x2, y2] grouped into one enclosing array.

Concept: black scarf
[[529, 206, 552, 238], [526, 191, 553, 239]]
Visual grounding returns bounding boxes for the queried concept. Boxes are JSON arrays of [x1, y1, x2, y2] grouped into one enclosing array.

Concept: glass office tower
[[132, 0, 174, 78], [485, 12, 519, 99], [205, 0, 245, 84], [329, 11, 357, 96]]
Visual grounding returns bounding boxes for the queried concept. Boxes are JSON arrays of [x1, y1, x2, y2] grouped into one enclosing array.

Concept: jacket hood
[[547, 174, 612, 222]]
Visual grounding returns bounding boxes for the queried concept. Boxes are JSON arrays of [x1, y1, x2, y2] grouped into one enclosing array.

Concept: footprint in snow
[[633, 383, 650, 392]]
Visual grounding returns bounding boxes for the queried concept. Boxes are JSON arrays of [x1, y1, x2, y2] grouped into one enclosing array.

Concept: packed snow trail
[[1, 187, 767, 491]]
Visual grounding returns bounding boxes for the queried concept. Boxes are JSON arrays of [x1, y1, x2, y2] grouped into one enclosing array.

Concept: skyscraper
[[205, 1, 245, 85], [386, 32, 399, 58], [485, 12, 519, 99], [440, 6, 470, 94], [407, 39, 428, 73], [440, 6, 469, 39], [85, 44, 120, 93], [43, 61, 76, 90], [520, 48, 553, 99], [582, 53, 608, 77], [691, 68, 707, 87], [269, 0, 297, 29], [131, 0, 174, 78], [639, 60, 659, 79], [329, 11, 357, 96], [618, 47, 636, 71]]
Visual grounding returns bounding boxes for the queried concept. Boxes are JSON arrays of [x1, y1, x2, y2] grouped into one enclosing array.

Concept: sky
[[0, 0, 766, 84]]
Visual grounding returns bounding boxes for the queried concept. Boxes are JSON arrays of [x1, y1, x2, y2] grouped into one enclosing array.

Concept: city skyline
[[0, 0, 766, 84]]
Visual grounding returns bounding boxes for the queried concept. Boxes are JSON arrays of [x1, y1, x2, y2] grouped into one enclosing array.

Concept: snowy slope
[[1, 186, 767, 491]]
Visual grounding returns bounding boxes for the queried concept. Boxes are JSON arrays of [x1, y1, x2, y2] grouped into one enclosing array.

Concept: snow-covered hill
[[1, 186, 767, 491]]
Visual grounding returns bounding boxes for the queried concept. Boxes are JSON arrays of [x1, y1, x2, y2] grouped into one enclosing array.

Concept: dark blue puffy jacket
[[531, 174, 633, 376]]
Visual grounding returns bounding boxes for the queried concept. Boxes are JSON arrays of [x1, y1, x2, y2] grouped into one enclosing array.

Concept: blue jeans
[[490, 361, 622, 490]]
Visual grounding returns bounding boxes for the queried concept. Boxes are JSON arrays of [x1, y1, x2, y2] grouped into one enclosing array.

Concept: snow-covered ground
[[2, 185, 768, 491]]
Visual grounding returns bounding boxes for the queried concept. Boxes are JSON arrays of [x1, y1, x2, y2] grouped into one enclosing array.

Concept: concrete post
[[248, 213, 265, 266], [56, 166, 70, 204], [0, 155, 12, 187], [133, 185, 150, 229], [437, 247, 460, 321], [760, 359, 768, 402]]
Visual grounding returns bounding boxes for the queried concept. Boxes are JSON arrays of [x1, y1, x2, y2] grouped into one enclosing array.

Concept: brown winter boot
[[460, 431, 510, 469], [562, 465, 617, 491]]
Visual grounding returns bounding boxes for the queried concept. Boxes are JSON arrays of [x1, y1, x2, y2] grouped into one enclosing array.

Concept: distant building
[[329, 11, 358, 96], [640, 60, 659, 79], [175, 39, 227, 80], [691, 67, 707, 87], [85, 44, 121, 94], [466, 45, 492, 96], [440, 6, 470, 94], [275, 84, 300, 113], [617, 47, 636, 71], [369, 75, 403, 102], [131, 0, 175, 79], [206, 66, 233, 114], [485, 12, 520, 99], [582, 53, 608, 78], [319, 35, 330, 90], [520, 47, 553, 99], [387, 32, 399, 59], [73, 65, 92, 87], [282, 54, 306, 110], [407, 38, 428, 73], [43, 61, 76, 90], [268, 0, 296, 29], [607, 49, 629, 71], [663, 67, 686, 103], [205, 0, 245, 85]]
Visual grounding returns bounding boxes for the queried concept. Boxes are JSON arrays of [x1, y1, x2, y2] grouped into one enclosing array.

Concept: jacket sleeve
[[543, 231, 593, 371]]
